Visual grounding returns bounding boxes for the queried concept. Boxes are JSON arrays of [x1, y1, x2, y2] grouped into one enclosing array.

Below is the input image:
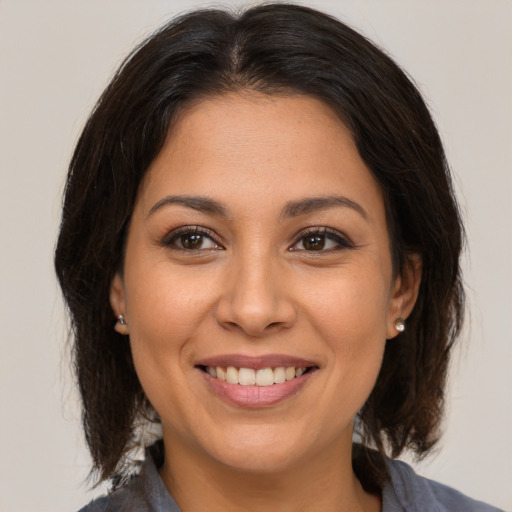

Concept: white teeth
[[273, 366, 286, 384], [256, 368, 274, 386], [285, 366, 296, 381], [226, 366, 239, 384], [205, 365, 312, 386], [239, 368, 256, 385]]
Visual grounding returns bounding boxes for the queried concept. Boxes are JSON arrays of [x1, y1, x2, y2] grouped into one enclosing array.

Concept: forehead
[[136, 92, 384, 219], [164, 92, 356, 170]]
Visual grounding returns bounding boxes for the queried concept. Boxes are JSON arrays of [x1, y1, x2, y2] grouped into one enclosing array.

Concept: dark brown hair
[[55, 3, 464, 487]]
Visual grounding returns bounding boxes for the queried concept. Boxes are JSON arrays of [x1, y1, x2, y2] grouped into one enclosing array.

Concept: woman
[[54, 4, 502, 511]]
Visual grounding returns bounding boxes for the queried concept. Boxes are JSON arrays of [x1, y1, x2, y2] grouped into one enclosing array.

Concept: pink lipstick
[[195, 354, 319, 407]]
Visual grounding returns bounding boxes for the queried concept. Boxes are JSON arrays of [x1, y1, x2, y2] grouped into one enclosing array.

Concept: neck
[[159, 432, 381, 512]]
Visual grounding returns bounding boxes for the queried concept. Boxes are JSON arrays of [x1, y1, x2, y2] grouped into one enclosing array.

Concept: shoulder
[[383, 458, 504, 512], [76, 443, 181, 512], [77, 475, 149, 512]]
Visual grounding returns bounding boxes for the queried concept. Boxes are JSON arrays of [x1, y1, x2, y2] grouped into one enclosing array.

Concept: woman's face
[[111, 92, 418, 473]]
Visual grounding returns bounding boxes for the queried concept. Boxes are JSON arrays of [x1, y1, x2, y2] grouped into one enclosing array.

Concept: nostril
[[214, 287, 297, 336]]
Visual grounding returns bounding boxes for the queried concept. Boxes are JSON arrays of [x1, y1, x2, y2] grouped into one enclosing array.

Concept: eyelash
[[289, 227, 354, 252], [161, 226, 353, 253], [162, 226, 224, 251]]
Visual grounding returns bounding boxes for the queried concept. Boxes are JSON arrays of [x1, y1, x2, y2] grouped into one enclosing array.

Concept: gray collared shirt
[[79, 451, 503, 511]]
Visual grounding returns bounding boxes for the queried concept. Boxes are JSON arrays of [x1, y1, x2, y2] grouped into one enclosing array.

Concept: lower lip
[[200, 370, 315, 408]]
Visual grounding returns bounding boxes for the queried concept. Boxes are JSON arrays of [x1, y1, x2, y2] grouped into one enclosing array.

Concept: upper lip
[[195, 354, 319, 370]]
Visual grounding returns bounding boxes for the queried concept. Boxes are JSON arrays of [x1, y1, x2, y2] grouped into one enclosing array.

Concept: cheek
[[302, 264, 391, 341], [121, 268, 214, 434], [300, 265, 390, 395], [125, 260, 216, 337], [122, 261, 218, 397]]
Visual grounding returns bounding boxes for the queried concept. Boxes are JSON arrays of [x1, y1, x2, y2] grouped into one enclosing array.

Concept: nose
[[215, 252, 297, 337]]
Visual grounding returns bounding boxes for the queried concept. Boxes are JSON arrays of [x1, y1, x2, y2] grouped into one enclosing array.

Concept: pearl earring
[[393, 317, 405, 333], [117, 314, 127, 326]]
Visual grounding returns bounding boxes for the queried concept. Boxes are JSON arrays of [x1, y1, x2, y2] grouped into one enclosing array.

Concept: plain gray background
[[1, 1, 511, 510]]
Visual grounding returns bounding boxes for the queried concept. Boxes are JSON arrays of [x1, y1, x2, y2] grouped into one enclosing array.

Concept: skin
[[110, 92, 421, 512]]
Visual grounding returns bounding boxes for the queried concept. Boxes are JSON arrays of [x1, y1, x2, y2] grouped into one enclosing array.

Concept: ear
[[110, 272, 129, 335], [386, 253, 422, 339]]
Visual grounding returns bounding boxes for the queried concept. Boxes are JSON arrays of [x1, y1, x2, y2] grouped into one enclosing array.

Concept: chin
[[201, 423, 310, 473]]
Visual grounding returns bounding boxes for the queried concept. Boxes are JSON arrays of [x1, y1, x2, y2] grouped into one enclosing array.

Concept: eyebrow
[[147, 195, 229, 219], [281, 195, 367, 220], [147, 194, 367, 220]]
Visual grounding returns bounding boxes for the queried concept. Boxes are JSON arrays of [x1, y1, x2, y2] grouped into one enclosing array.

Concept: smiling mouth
[[198, 365, 318, 386]]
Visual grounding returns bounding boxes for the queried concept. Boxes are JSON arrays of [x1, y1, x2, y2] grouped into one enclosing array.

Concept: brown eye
[[180, 233, 204, 249], [303, 235, 326, 251], [164, 227, 222, 251], [290, 228, 353, 252]]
